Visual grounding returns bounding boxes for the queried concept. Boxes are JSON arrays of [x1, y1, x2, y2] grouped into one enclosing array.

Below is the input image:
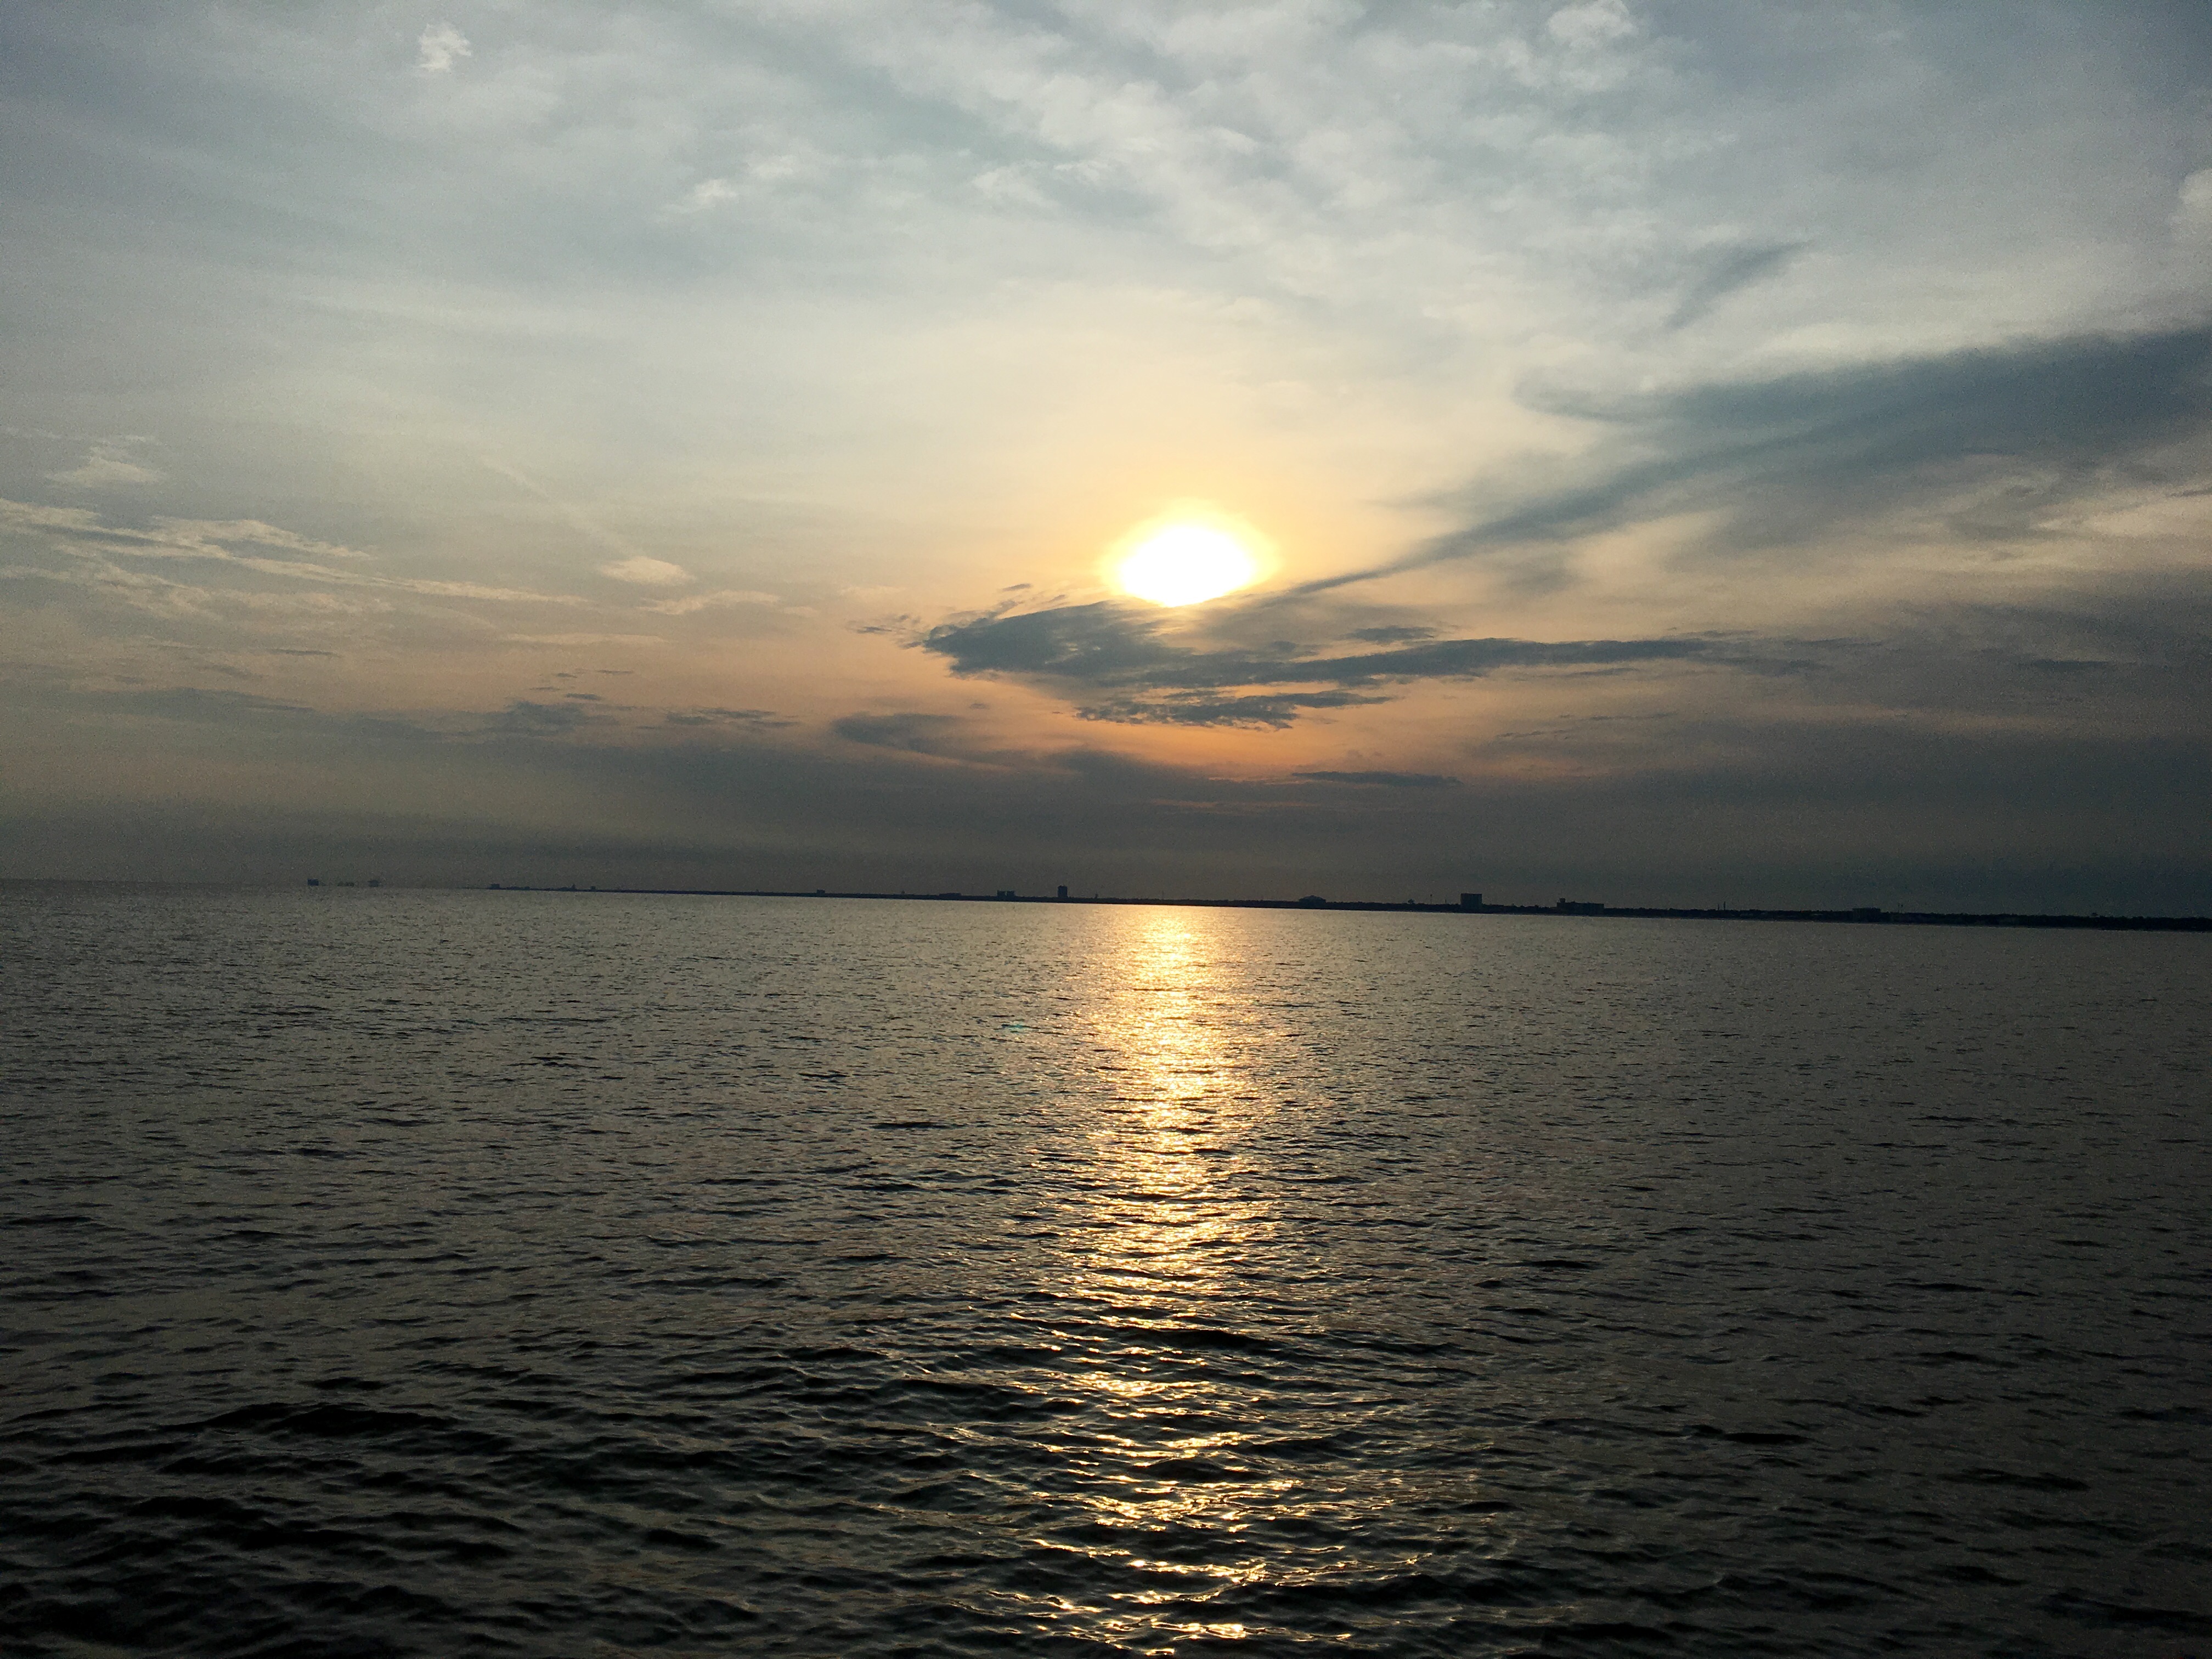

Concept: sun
[[1113, 519, 1265, 607]]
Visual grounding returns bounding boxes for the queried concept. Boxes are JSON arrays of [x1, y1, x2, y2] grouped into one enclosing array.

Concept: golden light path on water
[[1067, 913, 1274, 1643], [1029, 910, 1445, 1649]]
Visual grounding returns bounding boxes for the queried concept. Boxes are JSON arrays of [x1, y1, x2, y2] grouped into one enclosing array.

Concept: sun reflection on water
[[981, 908, 1494, 1648], [1035, 910, 1322, 1639], [1074, 910, 1271, 1297]]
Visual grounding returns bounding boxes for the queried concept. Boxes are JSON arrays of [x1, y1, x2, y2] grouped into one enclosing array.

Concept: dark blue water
[[3, 884, 2207, 1657]]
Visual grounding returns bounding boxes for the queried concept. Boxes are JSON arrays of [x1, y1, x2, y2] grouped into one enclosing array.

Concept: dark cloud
[[1076, 690, 1391, 730], [664, 707, 791, 729], [8, 682, 2208, 914], [1294, 770, 1461, 788], [8, 637, 2211, 912], [920, 600, 1714, 725], [1304, 323, 2212, 596], [922, 603, 1181, 681]]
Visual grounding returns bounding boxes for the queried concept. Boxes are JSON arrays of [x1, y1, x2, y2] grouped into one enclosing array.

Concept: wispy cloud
[[600, 555, 690, 586], [1297, 324, 2212, 599], [498, 633, 665, 647], [47, 439, 166, 490], [640, 589, 782, 616], [1, 498, 582, 606], [1664, 241, 1807, 331]]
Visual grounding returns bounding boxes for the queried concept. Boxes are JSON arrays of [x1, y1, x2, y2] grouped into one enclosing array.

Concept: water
[[2, 885, 2207, 1658]]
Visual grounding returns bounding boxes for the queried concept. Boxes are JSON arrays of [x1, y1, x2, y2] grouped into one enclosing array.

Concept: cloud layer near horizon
[[3, 3, 2210, 908]]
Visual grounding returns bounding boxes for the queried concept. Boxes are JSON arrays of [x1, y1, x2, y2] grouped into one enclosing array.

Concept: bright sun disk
[[1115, 522, 1261, 606]]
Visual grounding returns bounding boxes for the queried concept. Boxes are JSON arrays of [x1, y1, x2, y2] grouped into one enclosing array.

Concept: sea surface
[[2, 884, 2208, 1658]]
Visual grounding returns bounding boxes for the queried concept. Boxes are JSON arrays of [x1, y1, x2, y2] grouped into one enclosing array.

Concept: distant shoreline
[[9, 877, 2205, 931], [481, 886, 2212, 933]]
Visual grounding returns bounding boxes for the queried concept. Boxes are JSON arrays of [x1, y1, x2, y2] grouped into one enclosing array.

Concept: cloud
[[498, 633, 665, 646], [0, 497, 587, 608], [600, 555, 690, 585], [831, 712, 972, 754], [12, 590, 2210, 912], [47, 439, 165, 490], [675, 178, 738, 214], [483, 699, 599, 736], [1294, 770, 1461, 788], [416, 22, 470, 74], [2177, 170, 2212, 242], [640, 589, 782, 616], [1308, 323, 2212, 597], [109, 686, 315, 720], [1664, 241, 1807, 330], [1075, 690, 1391, 730], [150, 518, 371, 561], [918, 599, 1713, 725], [1, 499, 365, 563], [1547, 1, 1637, 50], [664, 706, 793, 729]]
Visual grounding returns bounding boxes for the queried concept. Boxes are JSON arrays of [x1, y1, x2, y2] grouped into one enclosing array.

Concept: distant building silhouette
[[1057, 885, 1069, 899], [1555, 899, 1605, 915], [1460, 892, 1482, 910]]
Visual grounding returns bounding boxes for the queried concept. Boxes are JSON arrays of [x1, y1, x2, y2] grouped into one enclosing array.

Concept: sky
[[4, 1, 2210, 909]]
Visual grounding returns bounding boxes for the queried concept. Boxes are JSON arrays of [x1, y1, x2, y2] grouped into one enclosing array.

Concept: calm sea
[[3, 884, 2207, 1657]]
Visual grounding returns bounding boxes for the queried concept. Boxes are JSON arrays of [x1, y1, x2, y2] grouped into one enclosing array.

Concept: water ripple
[[2, 886, 2207, 1656]]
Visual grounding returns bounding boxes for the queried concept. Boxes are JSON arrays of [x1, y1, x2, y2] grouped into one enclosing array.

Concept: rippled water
[[3, 884, 2208, 1657]]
